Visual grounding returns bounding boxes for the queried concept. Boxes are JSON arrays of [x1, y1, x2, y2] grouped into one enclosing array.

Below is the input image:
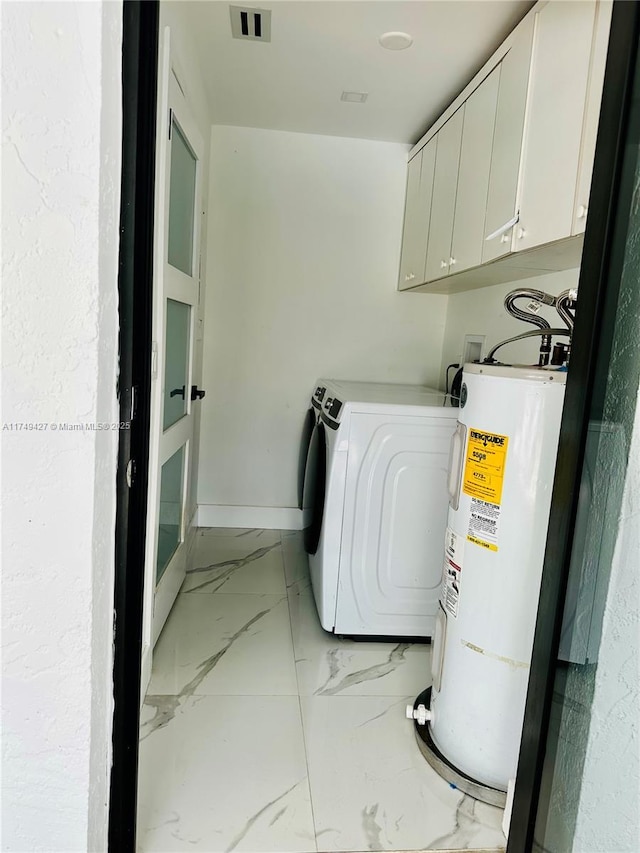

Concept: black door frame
[[507, 2, 640, 849], [110, 1, 159, 849], [110, 2, 638, 850]]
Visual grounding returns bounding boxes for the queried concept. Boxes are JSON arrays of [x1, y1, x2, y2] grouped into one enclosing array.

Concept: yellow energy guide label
[[463, 428, 509, 551]]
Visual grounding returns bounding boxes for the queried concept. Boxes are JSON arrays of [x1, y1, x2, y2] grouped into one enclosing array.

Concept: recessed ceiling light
[[379, 31, 413, 51], [341, 91, 368, 104]]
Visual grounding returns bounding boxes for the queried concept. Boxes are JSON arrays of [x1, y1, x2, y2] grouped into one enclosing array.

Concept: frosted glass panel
[[163, 299, 190, 430], [168, 120, 196, 275], [156, 446, 184, 584]]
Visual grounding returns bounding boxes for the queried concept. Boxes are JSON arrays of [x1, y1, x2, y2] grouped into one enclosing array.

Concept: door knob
[[191, 385, 206, 401]]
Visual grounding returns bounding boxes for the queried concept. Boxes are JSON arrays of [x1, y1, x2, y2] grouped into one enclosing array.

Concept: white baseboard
[[196, 504, 303, 531]]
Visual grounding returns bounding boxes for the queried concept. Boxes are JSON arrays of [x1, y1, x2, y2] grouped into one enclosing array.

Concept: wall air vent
[[230, 6, 271, 42]]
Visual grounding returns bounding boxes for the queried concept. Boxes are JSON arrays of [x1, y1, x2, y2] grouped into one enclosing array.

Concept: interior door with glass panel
[[141, 32, 204, 694]]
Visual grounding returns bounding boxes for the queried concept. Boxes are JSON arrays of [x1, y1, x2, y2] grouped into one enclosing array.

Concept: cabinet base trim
[[406, 234, 584, 295]]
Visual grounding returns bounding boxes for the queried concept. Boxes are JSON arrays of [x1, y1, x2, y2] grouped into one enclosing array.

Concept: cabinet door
[[425, 107, 464, 282], [398, 154, 422, 290], [573, 0, 613, 236], [398, 139, 436, 290], [451, 65, 500, 273], [482, 13, 535, 264], [515, 1, 597, 252]]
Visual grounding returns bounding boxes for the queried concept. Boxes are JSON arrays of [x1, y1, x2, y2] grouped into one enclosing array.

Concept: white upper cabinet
[[515, 1, 597, 253], [572, 0, 613, 235], [424, 107, 464, 282], [398, 138, 436, 290], [397, 0, 611, 293], [482, 14, 535, 264], [451, 65, 501, 273], [398, 153, 423, 289]]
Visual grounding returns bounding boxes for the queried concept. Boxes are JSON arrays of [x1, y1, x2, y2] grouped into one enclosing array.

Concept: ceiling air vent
[[230, 6, 271, 42]]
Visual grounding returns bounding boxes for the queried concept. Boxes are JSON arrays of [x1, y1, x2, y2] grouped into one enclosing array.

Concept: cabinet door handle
[[405, 272, 416, 281], [440, 260, 448, 270], [517, 227, 526, 240], [485, 214, 519, 242], [449, 257, 456, 266], [500, 233, 510, 244], [577, 205, 588, 219]]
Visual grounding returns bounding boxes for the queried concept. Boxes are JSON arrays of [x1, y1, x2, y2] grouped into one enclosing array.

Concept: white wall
[[440, 268, 580, 382], [198, 125, 447, 522], [1, 3, 122, 850]]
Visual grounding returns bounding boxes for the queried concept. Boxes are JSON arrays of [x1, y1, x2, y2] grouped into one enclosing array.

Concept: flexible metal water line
[[484, 327, 571, 364], [504, 288, 556, 330], [482, 288, 578, 367], [556, 288, 578, 333], [503, 288, 559, 366]]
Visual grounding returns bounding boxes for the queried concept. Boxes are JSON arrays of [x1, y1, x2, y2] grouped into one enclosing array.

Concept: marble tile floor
[[137, 528, 506, 853]]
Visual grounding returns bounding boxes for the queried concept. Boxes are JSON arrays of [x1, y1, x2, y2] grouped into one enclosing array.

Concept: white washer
[[302, 379, 459, 638]]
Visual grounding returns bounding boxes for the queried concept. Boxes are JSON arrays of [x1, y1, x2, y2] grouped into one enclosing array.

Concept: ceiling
[[180, 0, 534, 144]]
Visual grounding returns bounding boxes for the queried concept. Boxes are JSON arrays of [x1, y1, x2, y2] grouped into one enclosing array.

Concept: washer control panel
[[311, 384, 342, 425], [312, 385, 326, 409], [323, 396, 342, 420]]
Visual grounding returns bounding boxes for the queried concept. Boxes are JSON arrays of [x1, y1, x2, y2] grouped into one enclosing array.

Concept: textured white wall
[[440, 268, 580, 382], [571, 397, 640, 851], [1, 3, 122, 850], [569, 243, 640, 850], [198, 125, 447, 514]]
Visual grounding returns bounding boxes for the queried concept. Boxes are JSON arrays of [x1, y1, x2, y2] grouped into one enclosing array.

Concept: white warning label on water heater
[[443, 527, 464, 618], [443, 557, 461, 617], [467, 497, 501, 552], [445, 527, 465, 565]]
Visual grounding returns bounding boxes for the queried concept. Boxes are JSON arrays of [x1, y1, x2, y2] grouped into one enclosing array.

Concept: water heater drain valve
[[406, 704, 432, 725]]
